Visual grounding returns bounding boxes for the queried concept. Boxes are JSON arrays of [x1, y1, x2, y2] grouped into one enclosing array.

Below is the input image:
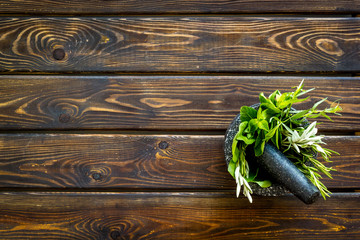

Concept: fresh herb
[[229, 80, 342, 203]]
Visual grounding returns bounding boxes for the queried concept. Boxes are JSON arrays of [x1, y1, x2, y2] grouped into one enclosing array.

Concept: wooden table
[[0, 1, 359, 239]]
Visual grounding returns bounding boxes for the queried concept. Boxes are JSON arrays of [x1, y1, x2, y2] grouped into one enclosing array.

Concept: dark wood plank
[[0, 192, 359, 239], [0, 17, 359, 73], [0, 76, 358, 131], [0, 0, 359, 14], [0, 134, 358, 189]]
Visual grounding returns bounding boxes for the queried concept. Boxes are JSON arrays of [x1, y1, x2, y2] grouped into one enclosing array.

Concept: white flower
[[235, 164, 253, 203], [283, 121, 325, 153]]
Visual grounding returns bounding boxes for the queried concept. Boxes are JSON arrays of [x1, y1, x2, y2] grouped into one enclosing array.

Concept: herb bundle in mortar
[[228, 80, 342, 203]]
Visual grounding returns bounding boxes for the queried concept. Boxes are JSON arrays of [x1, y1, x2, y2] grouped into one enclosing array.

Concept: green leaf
[[275, 126, 280, 148], [235, 121, 255, 145], [261, 140, 266, 155], [240, 106, 257, 122], [290, 109, 310, 121], [292, 79, 304, 97], [261, 109, 272, 121], [260, 103, 281, 114], [246, 168, 259, 181], [239, 146, 246, 164], [246, 169, 272, 188], [325, 103, 342, 115], [297, 87, 315, 97], [277, 97, 309, 109], [312, 98, 327, 110], [251, 180, 272, 188], [236, 133, 256, 145], [320, 111, 333, 121], [269, 90, 281, 105], [277, 92, 289, 106], [254, 131, 266, 156], [249, 118, 268, 132], [248, 119, 259, 133], [246, 133, 252, 139], [307, 113, 322, 118], [231, 138, 239, 163], [238, 121, 248, 133], [265, 123, 279, 141], [290, 119, 304, 125], [228, 160, 237, 178], [254, 145, 263, 157], [257, 106, 262, 119], [257, 120, 269, 131], [259, 92, 268, 104]]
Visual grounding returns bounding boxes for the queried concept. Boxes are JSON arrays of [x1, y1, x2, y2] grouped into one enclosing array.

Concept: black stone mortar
[[224, 104, 320, 203]]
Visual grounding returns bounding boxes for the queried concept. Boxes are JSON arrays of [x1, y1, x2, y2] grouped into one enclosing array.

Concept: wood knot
[[53, 48, 66, 60], [159, 141, 169, 149], [316, 39, 344, 57], [110, 230, 125, 240], [59, 113, 70, 123], [92, 172, 102, 181]]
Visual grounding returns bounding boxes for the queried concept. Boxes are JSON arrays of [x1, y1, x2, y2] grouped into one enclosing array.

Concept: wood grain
[[0, 17, 359, 73], [0, 76, 358, 131], [0, 0, 360, 15], [0, 0, 359, 14], [0, 192, 359, 239], [0, 134, 358, 189]]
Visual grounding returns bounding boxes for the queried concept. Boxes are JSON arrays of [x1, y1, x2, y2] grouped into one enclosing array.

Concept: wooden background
[[0, 1, 359, 239]]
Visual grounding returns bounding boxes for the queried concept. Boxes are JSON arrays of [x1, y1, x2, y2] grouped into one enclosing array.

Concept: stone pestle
[[256, 143, 320, 204]]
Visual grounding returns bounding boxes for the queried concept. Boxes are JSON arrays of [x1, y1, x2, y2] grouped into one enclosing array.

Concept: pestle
[[255, 143, 320, 204]]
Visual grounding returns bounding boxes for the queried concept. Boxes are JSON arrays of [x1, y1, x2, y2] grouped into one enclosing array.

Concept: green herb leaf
[[312, 98, 327, 110], [277, 97, 309, 109], [258, 120, 269, 131], [275, 124, 281, 148], [238, 121, 248, 133], [236, 133, 256, 145], [257, 106, 263, 120], [269, 89, 281, 105], [276, 92, 289, 106], [248, 119, 259, 133], [251, 180, 272, 188], [320, 111, 333, 121], [265, 123, 279, 141], [228, 160, 237, 178], [292, 79, 304, 97], [290, 109, 310, 121], [246, 169, 272, 188], [261, 109, 272, 121], [297, 87, 315, 97], [231, 138, 239, 163], [254, 131, 266, 156], [240, 106, 257, 122], [260, 103, 281, 114], [235, 121, 255, 145], [259, 92, 268, 104]]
